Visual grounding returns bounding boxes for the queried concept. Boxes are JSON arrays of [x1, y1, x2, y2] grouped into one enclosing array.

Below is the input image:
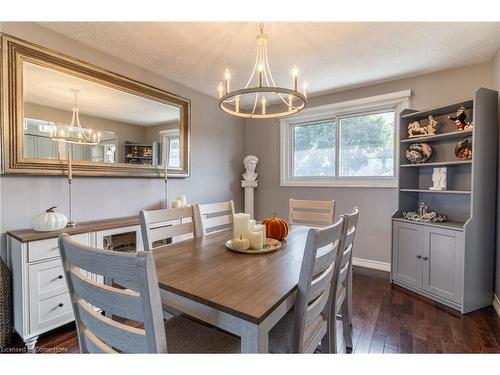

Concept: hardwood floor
[[7, 266, 500, 353]]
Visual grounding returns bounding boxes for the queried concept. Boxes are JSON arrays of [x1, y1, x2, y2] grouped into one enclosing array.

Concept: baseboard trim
[[353, 257, 391, 272], [493, 294, 500, 319]]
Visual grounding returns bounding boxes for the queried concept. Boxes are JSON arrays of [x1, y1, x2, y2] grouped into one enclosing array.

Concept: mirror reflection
[[22, 62, 181, 168]]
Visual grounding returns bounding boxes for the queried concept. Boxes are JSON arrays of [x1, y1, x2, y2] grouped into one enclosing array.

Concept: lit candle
[[292, 66, 299, 91], [217, 82, 224, 99], [262, 97, 266, 115], [233, 213, 250, 239], [224, 69, 231, 94]]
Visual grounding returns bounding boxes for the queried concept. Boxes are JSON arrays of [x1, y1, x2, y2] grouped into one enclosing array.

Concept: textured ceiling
[[39, 22, 500, 99], [24, 61, 179, 125]]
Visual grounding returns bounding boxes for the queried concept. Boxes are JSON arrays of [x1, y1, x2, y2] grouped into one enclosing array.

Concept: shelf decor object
[[405, 143, 432, 163], [392, 88, 498, 314], [218, 23, 307, 119], [455, 138, 472, 160]]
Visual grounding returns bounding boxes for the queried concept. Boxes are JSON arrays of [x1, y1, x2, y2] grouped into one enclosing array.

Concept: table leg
[[241, 322, 269, 353]]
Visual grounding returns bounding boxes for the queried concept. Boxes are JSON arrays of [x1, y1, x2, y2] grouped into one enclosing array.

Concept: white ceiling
[[39, 22, 500, 99], [23, 61, 180, 126]]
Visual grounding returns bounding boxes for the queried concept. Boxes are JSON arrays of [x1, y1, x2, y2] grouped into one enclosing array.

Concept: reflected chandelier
[[51, 89, 101, 145], [218, 23, 307, 119]]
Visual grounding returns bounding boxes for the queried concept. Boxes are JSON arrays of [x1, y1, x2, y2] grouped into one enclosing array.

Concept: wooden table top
[[153, 225, 310, 324], [7, 216, 140, 242]]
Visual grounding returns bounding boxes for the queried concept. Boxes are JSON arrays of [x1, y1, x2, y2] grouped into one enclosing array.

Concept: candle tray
[[225, 238, 282, 254]]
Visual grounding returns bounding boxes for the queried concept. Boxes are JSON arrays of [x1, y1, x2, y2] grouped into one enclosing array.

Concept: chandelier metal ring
[[219, 86, 306, 119]]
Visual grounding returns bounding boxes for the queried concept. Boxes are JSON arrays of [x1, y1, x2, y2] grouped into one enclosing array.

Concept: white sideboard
[[6, 216, 143, 350]]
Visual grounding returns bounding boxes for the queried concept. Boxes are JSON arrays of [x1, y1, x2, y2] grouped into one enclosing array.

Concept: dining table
[[152, 225, 310, 353]]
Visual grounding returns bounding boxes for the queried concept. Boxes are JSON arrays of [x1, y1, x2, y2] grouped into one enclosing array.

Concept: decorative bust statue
[[242, 155, 259, 182]]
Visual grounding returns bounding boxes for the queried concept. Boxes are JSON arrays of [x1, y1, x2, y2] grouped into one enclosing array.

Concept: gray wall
[[493, 48, 500, 299], [0, 22, 245, 260], [244, 61, 493, 265]]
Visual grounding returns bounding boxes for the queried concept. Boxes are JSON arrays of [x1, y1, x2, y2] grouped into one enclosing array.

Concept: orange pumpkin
[[262, 213, 289, 241]]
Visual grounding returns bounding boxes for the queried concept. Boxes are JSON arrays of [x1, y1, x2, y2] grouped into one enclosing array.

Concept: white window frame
[[160, 129, 180, 168], [280, 90, 410, 188]]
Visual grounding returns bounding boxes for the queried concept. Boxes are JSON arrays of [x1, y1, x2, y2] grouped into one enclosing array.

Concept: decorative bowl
[[405, 143, 432, 164], [455, 138, 472, 160]]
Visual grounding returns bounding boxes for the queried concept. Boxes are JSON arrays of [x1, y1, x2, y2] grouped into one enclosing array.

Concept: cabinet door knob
[[423, 256, 429, 261], [57, 275, 63, 279], [57, 303, 64, 308], [416, 255, 422, 259]]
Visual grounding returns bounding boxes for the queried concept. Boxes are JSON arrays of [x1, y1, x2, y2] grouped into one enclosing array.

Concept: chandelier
[[218, 24, 307, 119], [51, 89, 101, 145]]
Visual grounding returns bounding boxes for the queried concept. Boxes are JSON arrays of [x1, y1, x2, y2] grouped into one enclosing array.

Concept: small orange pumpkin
[[262, 213, 289, 241]]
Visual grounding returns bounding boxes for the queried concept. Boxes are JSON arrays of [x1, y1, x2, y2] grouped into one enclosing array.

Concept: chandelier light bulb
[[257, 63, 264, 72], [224, 68, 231, 80]]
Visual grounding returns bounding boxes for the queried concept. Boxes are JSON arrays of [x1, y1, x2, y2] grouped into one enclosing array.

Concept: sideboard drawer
[[30, 292, 73, 334], [29, 233, 90, 263], [28, 259, 68, 301]]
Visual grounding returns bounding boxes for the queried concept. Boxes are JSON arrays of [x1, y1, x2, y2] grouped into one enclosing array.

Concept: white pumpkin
[[31, 206, 68, 232]]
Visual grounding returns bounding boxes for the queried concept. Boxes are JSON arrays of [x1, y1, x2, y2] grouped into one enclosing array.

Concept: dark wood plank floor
[[7, 266, 500, 353]]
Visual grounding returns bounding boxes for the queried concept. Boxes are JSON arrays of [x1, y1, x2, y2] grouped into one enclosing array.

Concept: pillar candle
[[249, 219, 256, 232], [176, 195, 187, 207], [233, 213, 250, 239], [248, 230, 264, 250], [254, 224, 266, 243]]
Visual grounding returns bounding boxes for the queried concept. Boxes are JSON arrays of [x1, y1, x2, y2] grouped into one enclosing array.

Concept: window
[[161, 129, 180, 168], [281, 91, 409, 187]]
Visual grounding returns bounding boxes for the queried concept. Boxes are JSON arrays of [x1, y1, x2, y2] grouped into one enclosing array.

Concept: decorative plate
[[405, 143, 432, 164], [455, 138, 472, 160], [225, 238, 282, 254]]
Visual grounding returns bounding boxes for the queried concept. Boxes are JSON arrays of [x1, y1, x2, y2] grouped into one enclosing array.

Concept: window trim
[[280, 90, 410, 188]]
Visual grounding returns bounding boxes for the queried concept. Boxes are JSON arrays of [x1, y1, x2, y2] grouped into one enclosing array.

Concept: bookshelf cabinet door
[[422, 227, 461, 302], [392, 222, 423, 287]]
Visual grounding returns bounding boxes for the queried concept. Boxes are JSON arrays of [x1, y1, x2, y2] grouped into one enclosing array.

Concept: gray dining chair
[[289, 199, 336, 227], [140, 206, 197, 251], [58, 233, 239, 353], [333, 207, 359, 352], [268, 216, 346, 353]]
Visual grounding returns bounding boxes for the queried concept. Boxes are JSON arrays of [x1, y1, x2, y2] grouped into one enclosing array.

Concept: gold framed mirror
[[1, 34, 190, 177]]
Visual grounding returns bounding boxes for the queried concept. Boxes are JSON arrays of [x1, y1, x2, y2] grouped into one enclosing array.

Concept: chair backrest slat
[[289, 199, 335, 227], [69, 269, 144, 322], [194, 200, 235, 237], [58, 234, 167, 354], [82, 328, 117, 353], [140, 207, 196, 251], [76, 297, 148, 353], [291, 217, 345, 353]]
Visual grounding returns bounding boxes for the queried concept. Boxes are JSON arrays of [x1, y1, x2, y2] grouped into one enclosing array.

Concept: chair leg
[[340, 299, 353, 351], [347, 267, 353, 328]]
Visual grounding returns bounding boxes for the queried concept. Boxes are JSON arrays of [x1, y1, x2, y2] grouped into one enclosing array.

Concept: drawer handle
[[57, 303, 64, 308], [57, 275, 63, 280], [423, 256, 429, 261], [416, 255, 422, 259]]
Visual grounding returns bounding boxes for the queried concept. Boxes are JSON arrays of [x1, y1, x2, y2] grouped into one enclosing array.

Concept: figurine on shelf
[[448, 106, 472, 131], [407, 115, 439, 138], [418, 202, 428, 216], [429, 167, 447, 191]]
